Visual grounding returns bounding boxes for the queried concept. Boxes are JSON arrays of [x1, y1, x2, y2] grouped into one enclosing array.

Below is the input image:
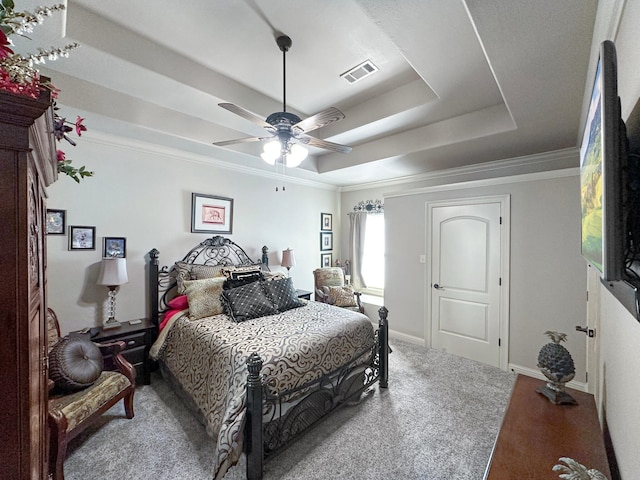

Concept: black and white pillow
[[263, 277, 304, 312], [222, 281, 278, 322]]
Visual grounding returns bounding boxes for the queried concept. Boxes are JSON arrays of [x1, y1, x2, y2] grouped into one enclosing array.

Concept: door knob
[[433, 283, 444, 290]]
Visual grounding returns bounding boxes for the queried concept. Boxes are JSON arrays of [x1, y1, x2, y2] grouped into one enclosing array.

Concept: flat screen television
[[580, 40, 627, 282]]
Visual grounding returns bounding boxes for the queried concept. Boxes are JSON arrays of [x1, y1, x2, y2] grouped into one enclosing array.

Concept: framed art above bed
[[191, 193, 233, 234]]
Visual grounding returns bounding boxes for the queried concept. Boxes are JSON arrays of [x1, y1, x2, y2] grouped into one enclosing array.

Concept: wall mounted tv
[[580, 39, 639, 320]]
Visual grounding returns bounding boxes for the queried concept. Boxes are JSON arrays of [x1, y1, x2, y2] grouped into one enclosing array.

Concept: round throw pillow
[[49, 336, 104, 392]]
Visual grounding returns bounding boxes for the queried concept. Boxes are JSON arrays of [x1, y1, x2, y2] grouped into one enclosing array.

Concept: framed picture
[[321, 253, 333, 268], [321, 212, 332, 231], [191, 193, 233, 234], [320, 231, 333, 251], [68, 226, 96, 250], [103, 237, 126, 258], [46, 209, 66, 235]]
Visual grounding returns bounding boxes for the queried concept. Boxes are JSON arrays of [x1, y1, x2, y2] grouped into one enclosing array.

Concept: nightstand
[[91, 318, 156, 385], [296, 289, 312, 300]]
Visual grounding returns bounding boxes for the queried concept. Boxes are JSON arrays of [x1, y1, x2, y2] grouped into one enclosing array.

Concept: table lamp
[[281, 248, 296, 276], [97, 257, 128, 329]]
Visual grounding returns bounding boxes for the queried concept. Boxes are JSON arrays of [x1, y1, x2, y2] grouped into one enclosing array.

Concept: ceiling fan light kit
[[213, 35, 352, 168]]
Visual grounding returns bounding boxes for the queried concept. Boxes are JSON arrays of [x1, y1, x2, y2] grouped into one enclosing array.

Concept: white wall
[[47, 133, 339, 334], [382, 172, 587, 378], [340, 168, 587, 378]]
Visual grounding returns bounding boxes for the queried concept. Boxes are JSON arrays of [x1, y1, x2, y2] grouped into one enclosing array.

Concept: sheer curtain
[[349, 212, 368, 289]]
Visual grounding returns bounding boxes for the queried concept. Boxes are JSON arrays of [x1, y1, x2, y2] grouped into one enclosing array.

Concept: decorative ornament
[[552, 457, 608, 480], [537, 331, 577, 404], [353, 199, 384, 213]]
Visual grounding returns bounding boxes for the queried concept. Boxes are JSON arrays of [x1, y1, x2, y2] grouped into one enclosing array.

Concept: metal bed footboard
[[245, 306, 389, 480]]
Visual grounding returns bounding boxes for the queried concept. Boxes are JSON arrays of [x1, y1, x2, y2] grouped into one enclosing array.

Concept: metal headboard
[[148, 236, 265, 327]]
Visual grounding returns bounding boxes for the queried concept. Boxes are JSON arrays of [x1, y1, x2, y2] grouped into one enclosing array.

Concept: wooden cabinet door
[[26, 158, 47, 479]]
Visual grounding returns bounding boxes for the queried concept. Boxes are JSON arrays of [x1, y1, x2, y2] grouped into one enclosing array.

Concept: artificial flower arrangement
[[0, 0, 93, 182]]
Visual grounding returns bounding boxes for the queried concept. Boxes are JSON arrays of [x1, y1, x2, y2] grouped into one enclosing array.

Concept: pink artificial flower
[[75, 116, 86, 136], [0, 30, 14, 59], [48, 84, 61, 99], [56, 150, 66, 162]]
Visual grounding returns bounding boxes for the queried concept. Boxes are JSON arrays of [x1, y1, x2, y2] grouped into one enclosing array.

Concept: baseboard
[[388, 329, 425, 346], [508, 363, 587, 392]]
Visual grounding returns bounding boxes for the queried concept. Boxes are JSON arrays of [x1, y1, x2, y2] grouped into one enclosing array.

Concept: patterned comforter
[[150, 300, 375, 479]]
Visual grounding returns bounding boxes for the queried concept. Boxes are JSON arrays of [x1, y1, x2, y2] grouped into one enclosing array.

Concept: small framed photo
[[68, 226, 96, 250], [103, 237, 126, 258], [46, 209, 66, 235], [321, 253, 333, 268], [320, 231, 333, 251], [321, 212, 332, 231], [191, 193, 233, 234]]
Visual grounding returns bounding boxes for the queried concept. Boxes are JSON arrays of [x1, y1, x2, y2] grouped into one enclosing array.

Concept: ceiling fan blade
[[212, 136, 266, 147], [292, 107, 345, 133], [298, 135, 352, 154], [218, 103, 272, 129]]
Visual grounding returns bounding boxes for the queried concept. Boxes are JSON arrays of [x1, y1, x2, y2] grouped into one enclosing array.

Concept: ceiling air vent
[[340, 60, 379, 84]]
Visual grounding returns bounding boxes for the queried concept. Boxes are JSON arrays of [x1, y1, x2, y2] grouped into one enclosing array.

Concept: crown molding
[[384, 166, 579, 199], [81, 130, 340, 192], [81, 129, 579, 195], [340, 147, 578, 193]]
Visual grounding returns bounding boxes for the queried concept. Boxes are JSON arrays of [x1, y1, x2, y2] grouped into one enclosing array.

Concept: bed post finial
[[148, 248, 160, 327], [378, 306, 389, 388], [246, 353, 264, 480]]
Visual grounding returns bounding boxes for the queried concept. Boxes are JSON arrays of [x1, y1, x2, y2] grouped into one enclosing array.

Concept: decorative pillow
[[48, 336, 104, 392], [190, 263, 225, 280], [263, 271, 286, 282], [221, 265, 263, 278], [174, 261, 193, 295], [184, 277, 226, 320], [263, 277, 304, 312], [224, 270, 264, 290], [175, 262, 227, 295], [328, 285, 358, 307], [167, 294, 189, 311], [221, 281, 278, 322]]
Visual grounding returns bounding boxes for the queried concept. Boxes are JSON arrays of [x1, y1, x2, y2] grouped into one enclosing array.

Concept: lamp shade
[[97, 257, 128, 286], [281, 248, 296, 269]]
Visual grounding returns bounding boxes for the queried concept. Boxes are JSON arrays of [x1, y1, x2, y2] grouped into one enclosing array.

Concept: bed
[[147, 236, 389, 480]]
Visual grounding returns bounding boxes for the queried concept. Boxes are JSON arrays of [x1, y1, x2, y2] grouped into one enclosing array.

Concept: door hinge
[[586, 371, 588, 382], [499, 277, 502, 286], [500, 216, 502, 224], [498, 338, 501, 347]]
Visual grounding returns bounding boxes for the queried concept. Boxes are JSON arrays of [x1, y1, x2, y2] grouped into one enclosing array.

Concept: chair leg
[[123, 389, 135, 419]]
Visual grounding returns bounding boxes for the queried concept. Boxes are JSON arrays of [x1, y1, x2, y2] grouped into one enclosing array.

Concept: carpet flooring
[[64, 339, 515, 480]]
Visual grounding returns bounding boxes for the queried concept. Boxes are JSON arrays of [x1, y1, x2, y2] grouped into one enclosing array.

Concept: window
[[361, 213, 385, 293]]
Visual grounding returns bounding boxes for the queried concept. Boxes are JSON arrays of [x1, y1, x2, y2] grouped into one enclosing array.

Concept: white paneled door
[[428, 198, 508, 368]]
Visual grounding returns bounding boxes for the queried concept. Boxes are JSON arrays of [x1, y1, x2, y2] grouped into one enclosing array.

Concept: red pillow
[[160, 309, 182, 331], [167, 294, 189, 310]]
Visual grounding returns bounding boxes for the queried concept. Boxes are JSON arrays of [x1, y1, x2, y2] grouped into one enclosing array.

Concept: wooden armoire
[[0, 89, 57, 479]]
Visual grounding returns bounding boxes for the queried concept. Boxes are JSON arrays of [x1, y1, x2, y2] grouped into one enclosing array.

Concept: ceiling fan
[[213, 35, 352, 167]]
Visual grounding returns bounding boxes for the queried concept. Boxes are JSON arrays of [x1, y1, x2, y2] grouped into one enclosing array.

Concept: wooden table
[[484, 374, 611, 479]]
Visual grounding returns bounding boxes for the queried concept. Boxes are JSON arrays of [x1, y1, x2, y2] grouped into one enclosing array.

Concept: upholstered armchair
[[313, 267, 364, 314], [47, 308, 136, 480]]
